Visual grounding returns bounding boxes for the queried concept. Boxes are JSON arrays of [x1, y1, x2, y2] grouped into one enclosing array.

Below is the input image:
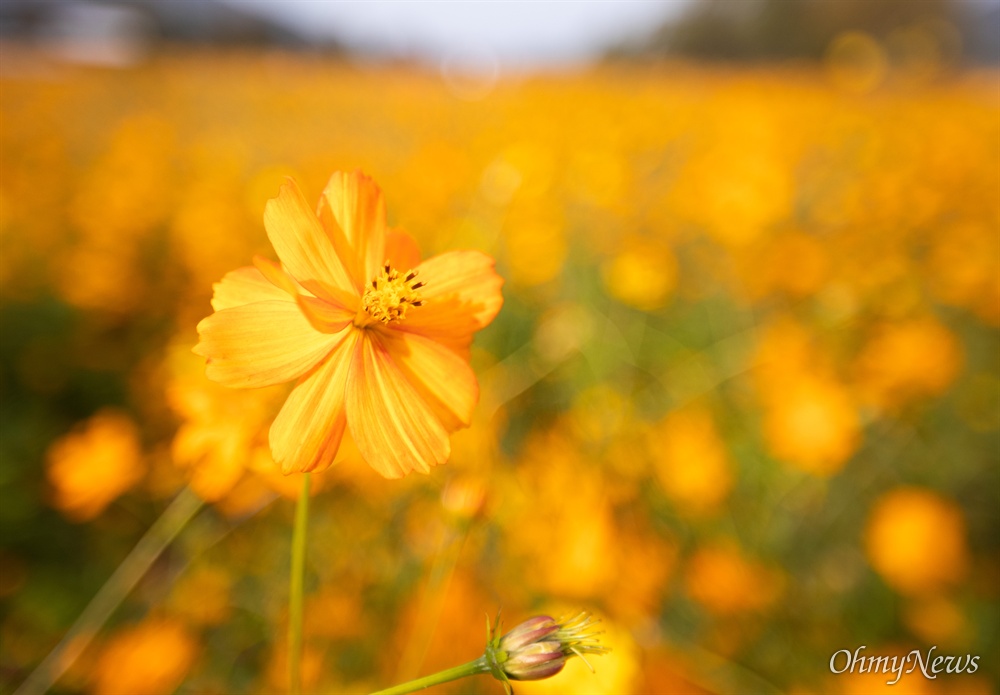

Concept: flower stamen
[[360, 261, 424, 325]]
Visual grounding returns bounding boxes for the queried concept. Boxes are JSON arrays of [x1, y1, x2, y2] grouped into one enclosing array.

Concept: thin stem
[[14, 487, 204, 695], [395, 522, 471, 681], [288, 473, 310, 695], [369, 657, 490, 695]]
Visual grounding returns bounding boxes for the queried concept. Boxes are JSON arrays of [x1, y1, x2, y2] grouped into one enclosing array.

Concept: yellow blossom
[[762, 375, 861, 475], [600, 240, 677, 311], [685, 543, 783, 616], [45, 409, 144, 521], [91, 618, 196, 695], [195, 171, 503, 477], [650, 407, 732, 515], [854, 317, 962, 411], [865, 487, 968, 595], [167, 346, 282, 501]]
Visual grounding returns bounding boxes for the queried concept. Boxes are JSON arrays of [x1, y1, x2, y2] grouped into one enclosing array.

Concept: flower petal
[[252, 255, 299, 297], [269, 328, 359, 474], [318, 170, 386, 289], [385, 229, 422, 271], [263, 178, 357, 301], [379, 328, 479, 431], [345, 332, 450, 478], [401, 250, 504, 354], [295, 295, 355, 334], [254, 255, 358, 333], [211, 266, 289, 311], [194, 300, 340, 388]]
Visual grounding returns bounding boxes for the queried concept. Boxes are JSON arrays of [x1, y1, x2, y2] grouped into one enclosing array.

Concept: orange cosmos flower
[[194, 171, 503, 478]]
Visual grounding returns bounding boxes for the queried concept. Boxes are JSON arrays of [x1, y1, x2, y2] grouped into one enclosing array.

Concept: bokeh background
[[1, 1, 999, 693]]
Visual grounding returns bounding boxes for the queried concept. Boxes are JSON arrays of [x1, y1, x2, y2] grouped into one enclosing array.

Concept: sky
[[224, 0, 685, 69]]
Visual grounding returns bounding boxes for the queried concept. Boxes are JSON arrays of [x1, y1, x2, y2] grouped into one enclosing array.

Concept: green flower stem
[[369, 657, 490, 695], [14, 486, 204, 695], [288, 472, 311, 695]]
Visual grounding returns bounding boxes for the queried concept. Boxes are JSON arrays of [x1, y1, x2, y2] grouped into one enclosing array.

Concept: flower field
[[1, 46, 998, 694]]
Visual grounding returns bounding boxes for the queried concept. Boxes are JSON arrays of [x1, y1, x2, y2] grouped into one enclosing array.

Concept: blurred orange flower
[[865, 487, 968, 596], [45, 409, 144, 521], [762, 375, 860, 475], [91, 618, 196, 695], [195, 171, 503, 478], [650, 407, 732, 515], [684, 542, 783, 616], [854, 317, 962, 411], [167, 347, 281, 502]]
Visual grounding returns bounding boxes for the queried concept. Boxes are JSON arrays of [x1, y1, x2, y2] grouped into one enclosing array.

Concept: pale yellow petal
[[318, 170, 386, 288], [254, 254, 358, 333], [401, 250, 504, 353], [345, 332, 450, 478], [263, 178, 357, 301], [195, 301, 339, 388], [379, 328, 479, 431], [270, 328, 358, 474], [211, 266, 289, 311], [252, 255, 299, 297], [295, 295, 355, 334]]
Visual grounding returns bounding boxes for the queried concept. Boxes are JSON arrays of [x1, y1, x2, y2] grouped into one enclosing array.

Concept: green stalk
[[288, 473, 311, 695], [369, 657, 490, 695], [14, 487, 204, 695]]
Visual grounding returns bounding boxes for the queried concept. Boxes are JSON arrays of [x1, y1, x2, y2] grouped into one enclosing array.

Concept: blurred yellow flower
[[671, 130, 795, 248], [166, 343, 330, 510], [508, 427, 618, 599], [854, 317, 962, 411], [753, 317, 823, 388], [46, 409, 144, 521], [167, 345, 282, 502], [762, 375, 860, 475], [607, 529, 677, 623], [925, 220, 1000, 325], [600, 240, 677, 311], [503, 209, 566, 287], [196, 171, 503, 478], [902, 595, 969, 647], [742, 230, 829, 299], [685, 543, 782, 616], [650, 407, 732, 515], [865, 487, 968, 595], [91, 618, 196, 695]]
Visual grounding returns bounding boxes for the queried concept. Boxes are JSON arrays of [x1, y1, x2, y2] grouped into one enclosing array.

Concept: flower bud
[[502, 640, 566, 680], [485, 611, 609, 691], [498, 616, 558, 654]]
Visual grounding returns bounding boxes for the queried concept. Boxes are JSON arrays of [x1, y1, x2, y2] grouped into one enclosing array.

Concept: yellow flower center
[[361, 262, 423, 325]]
